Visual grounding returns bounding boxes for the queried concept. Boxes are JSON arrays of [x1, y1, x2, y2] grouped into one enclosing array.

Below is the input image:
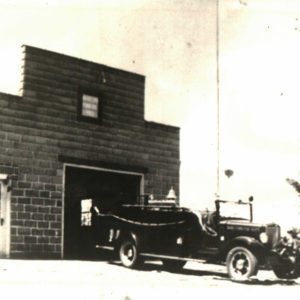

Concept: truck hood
[[220, 219, 278, 228]]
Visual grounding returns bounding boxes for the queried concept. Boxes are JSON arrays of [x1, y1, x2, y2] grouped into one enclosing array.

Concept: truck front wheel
[[273, 265, 300, 279], [226, 246, 258, 281]]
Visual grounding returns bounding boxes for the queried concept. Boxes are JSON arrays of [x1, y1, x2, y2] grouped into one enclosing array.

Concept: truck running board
[[95, 245, 114, 251], [140, 252, 207, 263], [95, 245, 215, 264]]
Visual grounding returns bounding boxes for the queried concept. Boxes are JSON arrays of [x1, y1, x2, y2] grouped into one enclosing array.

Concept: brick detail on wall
[[0, 45, 180, 258]]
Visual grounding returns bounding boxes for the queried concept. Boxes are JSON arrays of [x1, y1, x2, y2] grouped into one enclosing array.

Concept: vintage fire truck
[[89, 194, 300, 281]]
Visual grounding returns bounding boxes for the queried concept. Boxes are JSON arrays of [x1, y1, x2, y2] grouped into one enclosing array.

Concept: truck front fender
[[220, 236, 266, 263], [115, 230, 140, 249]]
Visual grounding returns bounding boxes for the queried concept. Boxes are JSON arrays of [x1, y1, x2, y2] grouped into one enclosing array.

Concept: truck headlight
[[285, 234, 293, 246], [259, 232, 268, 244]]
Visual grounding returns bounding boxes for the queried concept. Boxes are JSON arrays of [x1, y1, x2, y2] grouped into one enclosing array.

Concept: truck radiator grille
[[266, 224, 281, 248]]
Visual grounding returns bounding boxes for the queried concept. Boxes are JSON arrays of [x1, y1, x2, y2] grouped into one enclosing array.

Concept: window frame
[[80, 198, 93, 227], [77, 88, 103, 124]]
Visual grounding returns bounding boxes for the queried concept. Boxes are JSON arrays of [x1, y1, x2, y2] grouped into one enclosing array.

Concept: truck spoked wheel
[[119, 239, 139, 268], [226, 247, 258, 281]]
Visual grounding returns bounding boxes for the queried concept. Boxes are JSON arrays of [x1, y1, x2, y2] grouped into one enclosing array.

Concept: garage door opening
[[63, 165, 143, 259]]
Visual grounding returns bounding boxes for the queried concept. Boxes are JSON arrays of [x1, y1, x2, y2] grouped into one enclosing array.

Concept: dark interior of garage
[[63, 166, 142, 259]]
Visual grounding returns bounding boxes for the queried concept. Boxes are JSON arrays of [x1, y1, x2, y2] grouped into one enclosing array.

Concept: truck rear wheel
[[119, 239, 140, 268], [226, 246, 258, 281]]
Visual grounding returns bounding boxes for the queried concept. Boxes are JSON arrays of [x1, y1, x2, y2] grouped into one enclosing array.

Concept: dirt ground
[[0, 258, 299, 300]]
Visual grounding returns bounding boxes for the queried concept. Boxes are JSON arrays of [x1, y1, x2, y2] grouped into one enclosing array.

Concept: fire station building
[[0, 46, 180, 259]]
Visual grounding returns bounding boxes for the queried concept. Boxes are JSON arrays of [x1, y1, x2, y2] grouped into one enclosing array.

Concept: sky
[[0, 0, 300, 227]]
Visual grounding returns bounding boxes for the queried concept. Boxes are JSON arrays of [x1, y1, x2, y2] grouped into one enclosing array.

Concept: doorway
[[63, 165, 143, 259]]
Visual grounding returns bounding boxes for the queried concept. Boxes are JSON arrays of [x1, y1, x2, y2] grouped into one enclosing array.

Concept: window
[[82, 94, 98, 118], [78, 89, 102, 123], [80, 199, 92, 227]]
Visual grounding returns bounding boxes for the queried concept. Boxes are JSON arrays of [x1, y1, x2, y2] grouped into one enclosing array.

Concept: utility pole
[[216, 0, 220, 199]]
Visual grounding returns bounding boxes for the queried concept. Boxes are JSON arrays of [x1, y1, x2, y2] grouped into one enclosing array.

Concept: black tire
[[162, 259, 186, 271], [273, 265, 300, 279], [119, 239, 140, 268], [226, 247, 258, 281]]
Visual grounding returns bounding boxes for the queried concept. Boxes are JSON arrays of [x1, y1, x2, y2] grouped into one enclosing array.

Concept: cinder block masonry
[[0, 45, 180, 259]]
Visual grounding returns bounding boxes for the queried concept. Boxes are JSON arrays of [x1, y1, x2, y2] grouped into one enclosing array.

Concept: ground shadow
[[229, 278, 299, 286], [108, 260, 228, 279], [91, 251, 300, 286], [107, 260, 300, 286]]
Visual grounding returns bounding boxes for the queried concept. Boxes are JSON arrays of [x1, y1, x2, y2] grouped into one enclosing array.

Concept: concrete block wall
[[0, 45, 180, 258], [0, 92, 63, 258]]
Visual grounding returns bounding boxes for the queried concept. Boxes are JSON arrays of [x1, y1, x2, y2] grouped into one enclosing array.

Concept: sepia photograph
[[0, 0, 299, 298]]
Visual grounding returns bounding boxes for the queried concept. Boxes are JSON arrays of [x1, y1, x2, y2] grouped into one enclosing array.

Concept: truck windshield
[[218, 201, 251, 220]]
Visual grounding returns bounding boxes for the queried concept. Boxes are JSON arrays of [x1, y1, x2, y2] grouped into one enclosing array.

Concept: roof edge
[[22, 45, 145, 80], [145, 120, 180, 131]]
